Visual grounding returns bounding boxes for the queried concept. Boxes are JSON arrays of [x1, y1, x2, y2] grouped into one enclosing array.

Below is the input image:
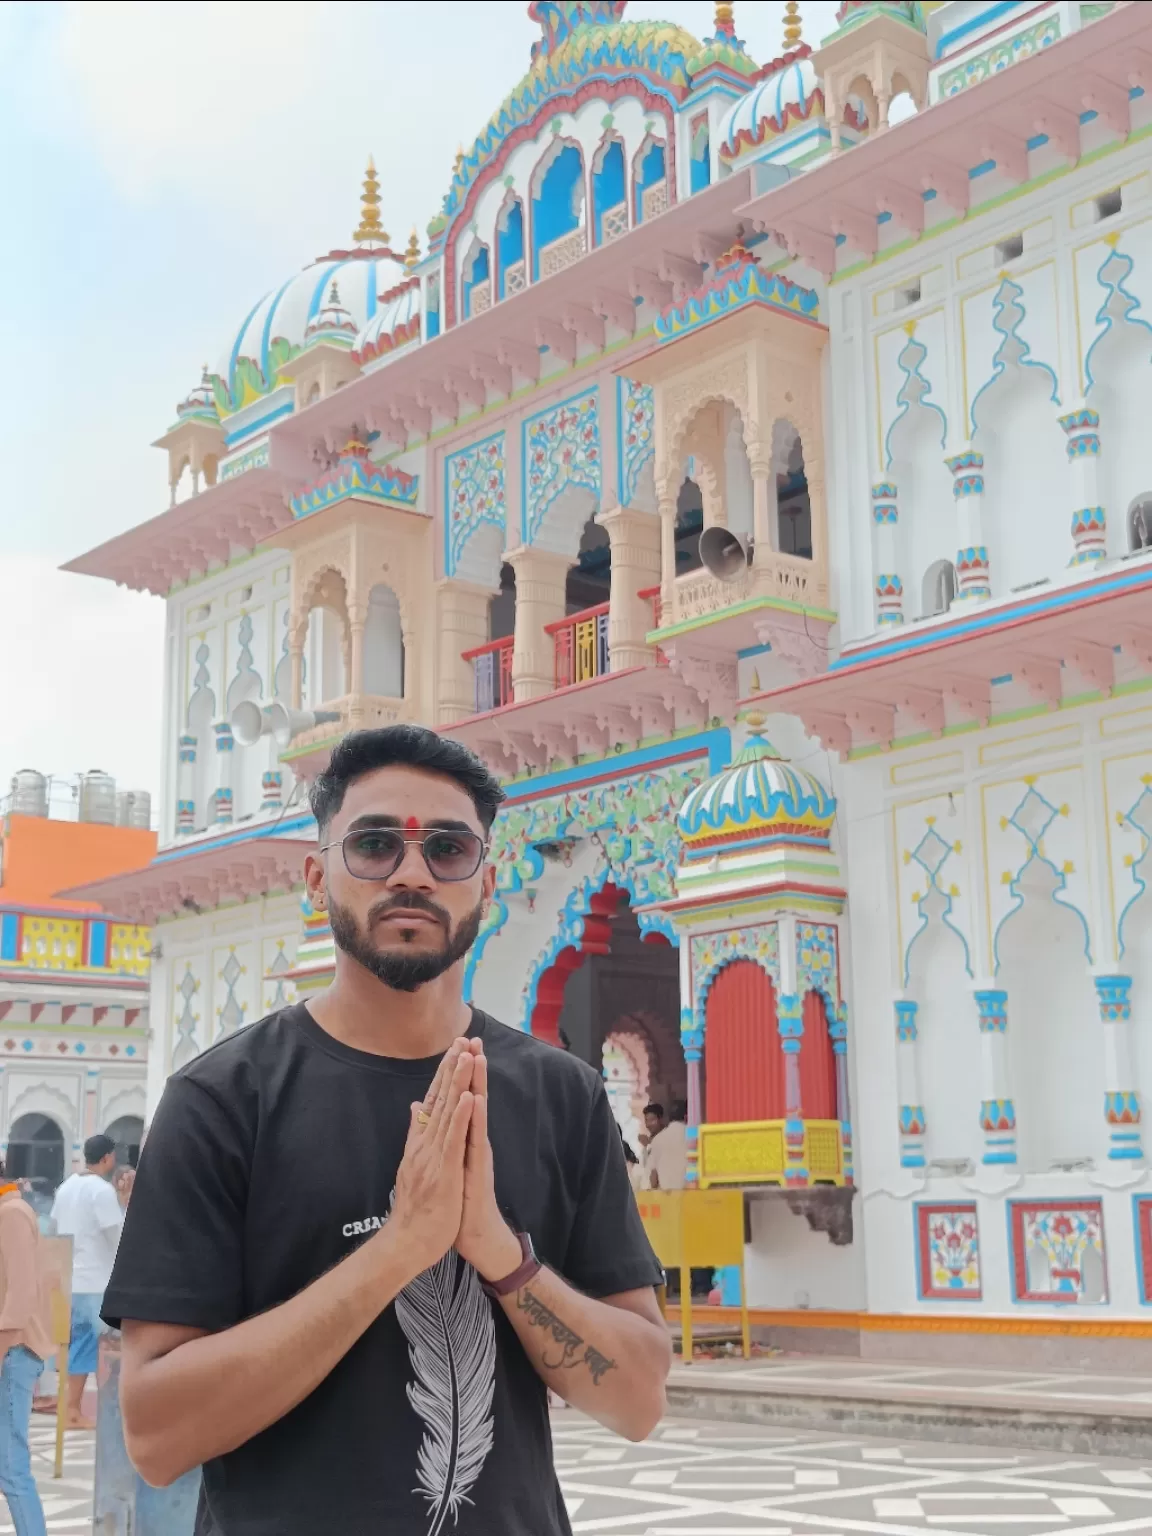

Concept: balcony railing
[[539, 226, 587, 279], [462, 634, 514, 714], [601, 202, 628, 243], [546, 603, 609, 690], [641, 181, 669, 222], [503, 259, 526, 296], [470, 279, 492, 316], [697, 1119, 847, 1189], [638, 586, 669, 665]]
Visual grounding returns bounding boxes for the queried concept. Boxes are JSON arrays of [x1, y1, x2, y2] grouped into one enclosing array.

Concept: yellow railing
[[696, 1119, 846, 1189]]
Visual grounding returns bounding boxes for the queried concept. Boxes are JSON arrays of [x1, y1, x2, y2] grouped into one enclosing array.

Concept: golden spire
[[353, 155, 389, 245], [405, 226, 421, 270], [714, 1, 735, 37], [783, 0, 803, 50]]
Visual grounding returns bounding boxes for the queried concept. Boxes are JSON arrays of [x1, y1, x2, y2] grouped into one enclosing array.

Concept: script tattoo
[[515, 1288, 618, 1384]]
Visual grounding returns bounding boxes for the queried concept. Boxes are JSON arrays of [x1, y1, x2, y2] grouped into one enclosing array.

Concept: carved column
[[260, 771, 284, 813], [435, 579, 493, 725], [347, 602, 367, 727], [872, 481, 904, 626], [975, 988, 1016, 1165], [946, 447, 991, 605], [1095, 975, 1143, 1161], [657, 487, 678, 610], [210, 722, 234, 826], [176, 734, 196, 836], [750, 459, 778, 561], [895, 999, 926, 1168], [776, 914, 807, 1186], [1059, 406, 1105, 565], [600, 503, 661, 670], [507, 546, 569, 701], [289, 617, 307, 710]]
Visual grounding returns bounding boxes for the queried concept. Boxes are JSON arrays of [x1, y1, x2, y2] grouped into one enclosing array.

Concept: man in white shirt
[[647, 1102, 688, 1192], [50, 1134, 124, 1429]]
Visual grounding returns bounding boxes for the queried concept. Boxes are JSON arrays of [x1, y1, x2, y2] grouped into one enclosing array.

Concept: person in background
[[50, 1135, 123, 1430], [618, 1125, 643, 1194], [646, 1100, 688, 1193], [112, 1166, 136, 1211], [638, 1102, 666, 1189], [0, 1160, 50, 1536]]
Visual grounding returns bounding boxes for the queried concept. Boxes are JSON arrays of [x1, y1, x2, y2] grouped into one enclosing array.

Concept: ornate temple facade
[[67, 0, 1152, 1360]]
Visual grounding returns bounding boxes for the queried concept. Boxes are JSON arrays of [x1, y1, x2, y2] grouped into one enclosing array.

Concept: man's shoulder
[[478, 1011, 602, 1094], [171, 1004, 305, 1098]]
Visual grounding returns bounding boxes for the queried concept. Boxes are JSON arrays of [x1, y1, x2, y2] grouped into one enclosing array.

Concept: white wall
[[745, 1196, 865, 1311]]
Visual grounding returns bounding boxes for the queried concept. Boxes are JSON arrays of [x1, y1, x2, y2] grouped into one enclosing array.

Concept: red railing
[[461, 634, 514, 713], [638, 585, 669, 666], [545, 603, 610, 690]]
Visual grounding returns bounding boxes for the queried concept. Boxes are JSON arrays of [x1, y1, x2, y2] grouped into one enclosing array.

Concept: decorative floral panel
[[916, 1202, 981, 1301], [617, 377, 654, 507], [690, 924, 780, 1030], [523, 389, 601, 546], [445, 432, 506, 583], [1134, 1196, 1152, 1305], [1009, 1199, 1107, 1305], [796, 922, 838, 1002]]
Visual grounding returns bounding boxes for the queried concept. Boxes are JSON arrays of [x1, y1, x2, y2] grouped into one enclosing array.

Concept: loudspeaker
[[266, 702, 341, 748], [230, 700, 273, 747], [699, 525, 753, 582]]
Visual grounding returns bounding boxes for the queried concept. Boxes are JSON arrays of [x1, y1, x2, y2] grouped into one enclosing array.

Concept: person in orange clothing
[[0, 1169, 49, 1536]]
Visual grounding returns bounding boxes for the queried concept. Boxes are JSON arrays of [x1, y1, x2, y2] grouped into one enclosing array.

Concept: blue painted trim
[[831, 561, 1152, 670], [150, 814, 315, 868], [936, 1, 1023, 60], [970, 275, 1060, 436], [1117, 785, 1152, 960], [912, 1200, 982, 1303], [503, 729, 731, 805], [885, 331, 947, 469], [228, 292, 268, 400], [259, 276, 297, 393], [307, 260, 346, 322], [757, 126, 831, 165], [1085, 242, 1152, 396], [991, 783, 1092, 972], [88, 920, 109, 969], [0, 913, 18, 962], [737, 643, 772, 660], [223, 398, 295, 448], [970, 160, 996, 180], [1006, 1197, 1107, 1305]]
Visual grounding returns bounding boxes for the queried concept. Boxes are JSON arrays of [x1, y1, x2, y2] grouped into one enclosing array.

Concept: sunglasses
[[319, 826, 487, 883]]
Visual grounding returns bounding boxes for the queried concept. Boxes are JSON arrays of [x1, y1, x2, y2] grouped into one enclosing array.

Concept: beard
[[327, 891, 485, 993]]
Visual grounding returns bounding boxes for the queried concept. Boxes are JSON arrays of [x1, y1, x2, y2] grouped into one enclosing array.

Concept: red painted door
[[704, 960, 785, 1123], [799, 989, 837, 1119]]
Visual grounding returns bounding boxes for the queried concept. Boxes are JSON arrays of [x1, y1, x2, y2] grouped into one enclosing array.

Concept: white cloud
[[0, 559, 165, 796]]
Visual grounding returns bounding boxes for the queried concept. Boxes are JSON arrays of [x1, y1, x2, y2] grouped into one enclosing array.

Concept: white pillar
[[1059, 405, 1105, 565], [1095, 974, 1143, 1161], [872, 481, 904, 625], [895, 998, 925, 1168], [599, 503, 661, 670], [507, 546, 569, 701], [435, 579, 493, 724], [176, 734, 196, 836], [975, 988, 1016, 1165], [946, 447, 991, 604]]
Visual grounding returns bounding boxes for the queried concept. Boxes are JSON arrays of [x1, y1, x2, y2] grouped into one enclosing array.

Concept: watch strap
[[480, 1231, 541, 1298]]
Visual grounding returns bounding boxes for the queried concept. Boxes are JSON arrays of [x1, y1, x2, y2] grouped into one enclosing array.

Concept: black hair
[[85, 1134, 116, 1165], [309, 726, 505, 835], [671, 1100, 688, 1122], [643, 1102, 665, 1120], [617, 1125, 639, 1165]]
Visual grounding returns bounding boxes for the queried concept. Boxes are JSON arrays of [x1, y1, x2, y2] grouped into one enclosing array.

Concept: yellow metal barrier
[[697, 1119, 845, 1188], [637, 1189, 749, 1363]]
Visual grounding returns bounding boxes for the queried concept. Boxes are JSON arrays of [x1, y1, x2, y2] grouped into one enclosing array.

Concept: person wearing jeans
[[0, 1167, 50, 1536], [50, 1135, 123, 1429]]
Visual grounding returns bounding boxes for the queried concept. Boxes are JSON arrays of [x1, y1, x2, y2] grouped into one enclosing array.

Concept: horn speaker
[[699, 525, 753, 582]]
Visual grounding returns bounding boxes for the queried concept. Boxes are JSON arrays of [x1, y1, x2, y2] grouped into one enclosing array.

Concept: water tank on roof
[[9, 770, 48, 818], [115, 790, 152, 830], [79, 770, 117, 826]]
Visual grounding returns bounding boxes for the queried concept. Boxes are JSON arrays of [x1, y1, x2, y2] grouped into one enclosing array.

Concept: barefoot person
[[103, 725, 670, 1534], [50, 1134, 122, 1429]]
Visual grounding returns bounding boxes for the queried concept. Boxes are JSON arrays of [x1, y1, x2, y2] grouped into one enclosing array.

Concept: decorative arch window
[[496, 196, 525, 299], [922, 558, 957, 616], [362, 583, 405, 699], [1129, 495, 1152, 553], [676, 475, 704, 574], [462, 241, 491, 319], [633, 136, 668, 224], [592, 137, 627, 245], [532, 142, 586, 279]]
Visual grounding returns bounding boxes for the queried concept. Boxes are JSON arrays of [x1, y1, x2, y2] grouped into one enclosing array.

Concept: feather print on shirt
[[394, 1245, 497, 1535]]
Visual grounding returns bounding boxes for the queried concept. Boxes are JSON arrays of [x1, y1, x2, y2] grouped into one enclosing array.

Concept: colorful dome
[[303, 281, 358, 347], [352, 277, 422, 369], [719, 48, 821, 157], [176, 368, 218, 424], [678, 718, 836, 852]]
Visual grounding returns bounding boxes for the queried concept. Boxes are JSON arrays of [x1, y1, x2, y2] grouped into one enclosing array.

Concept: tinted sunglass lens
[[424, 832, 483, 880], [345, 829, 404, 877]]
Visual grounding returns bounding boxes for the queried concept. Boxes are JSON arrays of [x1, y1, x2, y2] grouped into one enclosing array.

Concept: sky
[[0, 0, 842, 807]]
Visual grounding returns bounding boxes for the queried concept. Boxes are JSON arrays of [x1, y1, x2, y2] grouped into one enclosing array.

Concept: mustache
[[367, 893, 451, 930]]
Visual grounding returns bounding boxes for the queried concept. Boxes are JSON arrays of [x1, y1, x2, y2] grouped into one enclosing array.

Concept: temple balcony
[[697, 1119, 849, 1190]]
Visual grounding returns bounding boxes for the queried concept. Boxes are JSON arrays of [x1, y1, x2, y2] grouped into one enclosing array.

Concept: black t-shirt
[[103, 1003, 662, 1536]]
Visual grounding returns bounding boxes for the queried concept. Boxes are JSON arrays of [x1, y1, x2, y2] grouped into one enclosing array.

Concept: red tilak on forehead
[[404, 816, 421, 831]]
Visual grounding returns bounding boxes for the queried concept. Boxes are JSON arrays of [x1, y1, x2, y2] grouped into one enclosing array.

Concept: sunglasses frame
[[318, 826, 488, 883]]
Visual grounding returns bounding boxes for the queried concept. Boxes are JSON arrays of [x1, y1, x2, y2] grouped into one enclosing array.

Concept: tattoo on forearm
[[515, 1287, 618, 1384]]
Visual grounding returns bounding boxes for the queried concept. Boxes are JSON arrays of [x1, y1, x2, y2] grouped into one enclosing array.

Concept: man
[[647, 1100, 688, 1193], [0, 1161, 50, 1535], [50, 1133, 122, 1429], [638, 1102, 665, 1189], [104, 725, 670, 1535]]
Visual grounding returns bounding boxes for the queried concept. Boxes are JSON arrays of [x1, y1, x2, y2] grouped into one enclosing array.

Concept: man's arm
[[121, 1042, 477, 1486], [457, 1067, 669, 1440], [0, 1210, 40, 1355]]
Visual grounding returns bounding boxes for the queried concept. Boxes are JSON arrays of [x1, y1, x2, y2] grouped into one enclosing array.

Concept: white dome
[[353, 277, 422, 369], [219, 251, 403, 413], [720, 54, 821, 156]]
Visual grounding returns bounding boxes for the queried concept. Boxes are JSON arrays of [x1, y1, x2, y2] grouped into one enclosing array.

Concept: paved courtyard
[[0, 1421, 94, 1534], [554, 1414, 1152, 1535]]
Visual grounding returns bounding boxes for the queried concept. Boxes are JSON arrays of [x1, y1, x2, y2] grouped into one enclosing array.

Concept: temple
[[66, 0, 1152, 1360]]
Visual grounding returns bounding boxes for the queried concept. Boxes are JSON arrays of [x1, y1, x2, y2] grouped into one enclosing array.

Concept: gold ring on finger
[[416, 1110, 431, 1126]]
